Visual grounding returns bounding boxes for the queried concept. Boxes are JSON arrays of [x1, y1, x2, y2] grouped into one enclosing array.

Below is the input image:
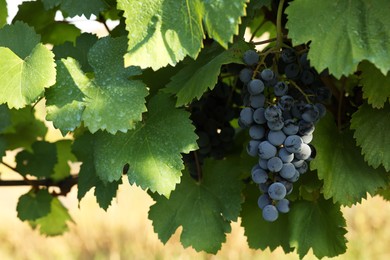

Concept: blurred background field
[[0, 177, 390, 260]]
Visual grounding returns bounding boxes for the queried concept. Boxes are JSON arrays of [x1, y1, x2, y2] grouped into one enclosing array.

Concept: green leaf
[[0, 21, 40, 58], [30, 197, 73, 236], [0, 0, 6, 27], [351, 103, 390, 171], [13, 1, 81, 45], [149, 158, 243, 253], [359, 61, 390, 108], [52, 140, 77, 181], [41, 0, 62, 10], [240, 184, 292, 252], [59, 0, 107, 18], [289, 196, 347, 259], [53, 33, 98, 72], [165, 41, 249, 106], [94, 179, 122, 210], [17, 189, 53, 221], [0, 22, 56, 109], [311, 113, 387, 205], [16, 141, 58, 178], [286, 0, 390, 78], [46, 36, 148, 135], [72, 132, 122, 210], [117, 0, 248, 70], [1, 107, 47, 151], [93, 93, 197, 196]]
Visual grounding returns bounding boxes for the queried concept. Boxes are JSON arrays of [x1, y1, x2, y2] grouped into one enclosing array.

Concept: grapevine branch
[[0, 175, 78, 196]]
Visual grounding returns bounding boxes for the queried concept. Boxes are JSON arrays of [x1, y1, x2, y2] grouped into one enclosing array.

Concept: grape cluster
[[239, 48, 326, 222], [183, 81, 242, 179]]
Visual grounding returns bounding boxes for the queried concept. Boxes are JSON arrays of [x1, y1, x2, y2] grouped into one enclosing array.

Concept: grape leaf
[[148, 158, 243, 253], [117, 0, 247, 70], [286, 0, 390, 78], [53, 33, 98, 73], [93, 93, 198, 196], [52, 140, 77, 181], [17, 189, 53, 221], [13, 1, 80, 45], [72, 132, 122, 210], [59, 0, 106, 18], [16, 141, 58, 178], [311, 113, 387, 206], [240, 184, 292, 252], [41, 0, 62, 10], [30, 197, 73, 236], [46, 36, 148, 135], [289, 196, 347, 259], [0, 22, 56, 109], [165, 41, 249, 106], [1, 107, 47, 151], [351, 103, 390, 171], [359, 61, 390, 108], [0, 0, 6, 27]]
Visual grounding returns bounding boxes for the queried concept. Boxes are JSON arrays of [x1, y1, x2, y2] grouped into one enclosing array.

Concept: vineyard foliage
[[0, 0, 389, 258]]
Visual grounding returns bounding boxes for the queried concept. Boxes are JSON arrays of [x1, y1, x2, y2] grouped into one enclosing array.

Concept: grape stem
[[275, 0, 286, 49], [288, 80, 312, 103], [249, 19, 268, 42], [193, 151, 203, 182], [253, 35, 287, 46]]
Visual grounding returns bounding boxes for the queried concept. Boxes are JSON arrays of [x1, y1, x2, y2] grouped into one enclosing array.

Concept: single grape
[[285, 63, 300, 79], [286, 170, 300, 182], [262, 205, 279, 222], [261, 69, 275, 81], [239, 107, 254, 127], [267, 119, 284, 131], [239, 68, 253, 84], [284, 135, 303, 153], [276, 199, 290, 213], [247, 79, 265, 95], [253, 108, 267, 124], [274, 82, 289, 96], [297, 161, 308, 174], [301, 133, 313, 144], [267, 157, 283, 172], [281, 48, 296, 64], [292, 158, 305, 168], [278, 95, 294, 111], [258, 141, 277, 160], [294, 143, 311, 160], [264, 105, 283, 122], [243, 50, 259, 66], [249, 125, 265, 140], [298, 120, 315, 135], [315, 103, 327, 118], [280, 162, 296, 179], [247, 140, 260, 157], [301, 69, 315, 85], [278, 147, 294, 163], [252, 168, 269, 184], [258, 194, 272, 210], [282, 119, 299, 135], [299, 52, 310, 68], [267, 130, 286, 146], [301, 104, 320, 122], [268, 182, 287, 200], [250, 94, 265, 108]]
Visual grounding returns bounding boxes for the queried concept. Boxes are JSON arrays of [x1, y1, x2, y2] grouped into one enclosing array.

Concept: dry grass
[[0, 181, 390, 260]]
